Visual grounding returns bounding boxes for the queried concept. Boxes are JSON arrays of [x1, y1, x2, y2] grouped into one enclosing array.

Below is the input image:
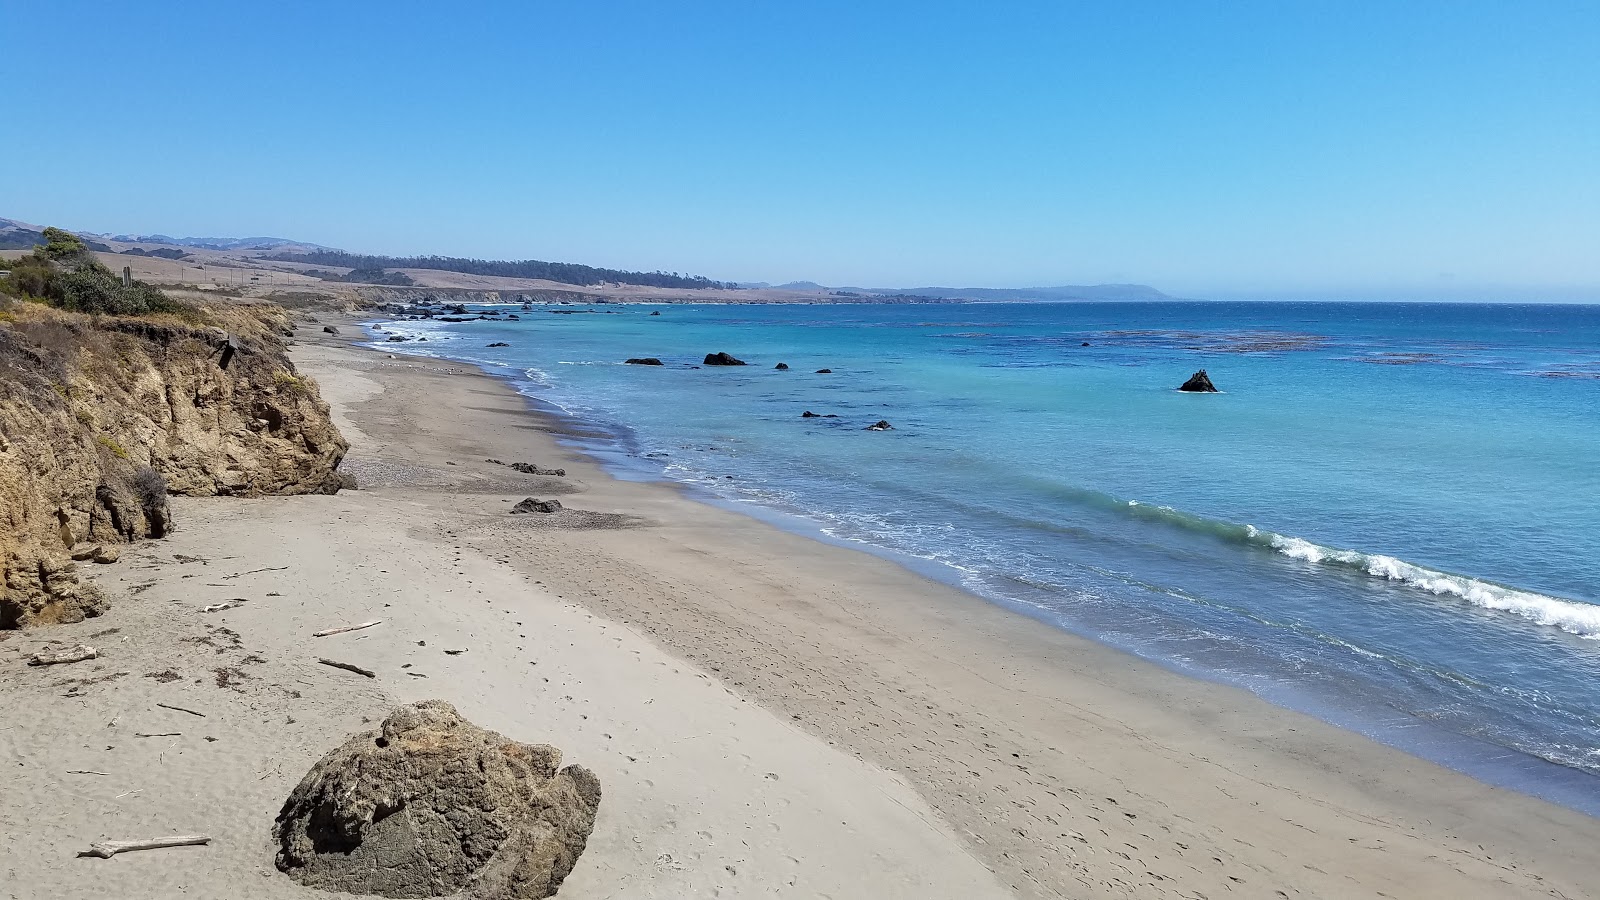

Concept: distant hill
[[93, 233, 339, 252], [865, 284, 1174, 302], [261, 250, 736, 291], [0, 218, 110, 252]]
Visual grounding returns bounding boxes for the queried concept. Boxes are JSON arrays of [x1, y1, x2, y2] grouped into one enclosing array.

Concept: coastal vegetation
[[0, 227, 179, 315], [302, 266, 415, 286], [263, 249, 735, 290]]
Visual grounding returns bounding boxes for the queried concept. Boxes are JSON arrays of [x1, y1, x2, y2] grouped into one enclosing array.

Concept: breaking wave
[[1111, 499, 1600, 639]]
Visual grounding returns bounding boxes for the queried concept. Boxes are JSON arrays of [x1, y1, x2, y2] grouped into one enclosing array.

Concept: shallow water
[[371, 300, 1600, 809]]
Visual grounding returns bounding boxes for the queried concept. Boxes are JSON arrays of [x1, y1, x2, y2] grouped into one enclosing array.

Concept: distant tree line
[[262, 250, 735, 290], [303, 267, 415, 286]]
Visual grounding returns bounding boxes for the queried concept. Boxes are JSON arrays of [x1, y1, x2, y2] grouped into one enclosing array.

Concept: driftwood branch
[[203, 599, 247, 613], [135, 732, 181, 738], [318, 658, 376, 678], [156, 702, 206, 718], [28, 645, 97, 666], [222, 566, 287, 580], [313, 620, 382, 638], [81, 835, 211, 858]]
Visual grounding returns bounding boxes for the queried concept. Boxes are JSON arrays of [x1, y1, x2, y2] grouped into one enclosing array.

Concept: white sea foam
[[1255, 530, 1600, 638]]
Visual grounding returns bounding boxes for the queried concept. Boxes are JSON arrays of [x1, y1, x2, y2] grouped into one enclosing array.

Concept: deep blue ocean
[[369, 300, 1600, 810]]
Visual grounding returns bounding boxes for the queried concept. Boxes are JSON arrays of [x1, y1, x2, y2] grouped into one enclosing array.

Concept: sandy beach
[[3, 318, 1597, 900]]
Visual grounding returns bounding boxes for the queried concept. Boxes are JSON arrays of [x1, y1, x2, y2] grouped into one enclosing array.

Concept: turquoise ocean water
[[369, 301, 1600, 811]]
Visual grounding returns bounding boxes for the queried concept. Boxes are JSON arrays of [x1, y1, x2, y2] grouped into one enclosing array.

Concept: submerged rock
[[801, 411, 839, 418], [703, 352, 747, 366], [774, 363, 789, 370], [865, 420, 893, 431], [273, 702, 600, 899], [512, 497, 564, 514], [1178, 369, 1219, 392], [487, 342, 511, 348], [814, 368, 832, 374], [624, 358, 664, 366], [649, 311, 661, 316]]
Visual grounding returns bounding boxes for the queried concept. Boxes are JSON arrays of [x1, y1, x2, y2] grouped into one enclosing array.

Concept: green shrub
[[0, 226, 179, 315]]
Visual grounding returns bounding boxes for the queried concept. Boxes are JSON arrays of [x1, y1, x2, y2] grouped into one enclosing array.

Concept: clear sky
[[3, 1, 1596, 300]]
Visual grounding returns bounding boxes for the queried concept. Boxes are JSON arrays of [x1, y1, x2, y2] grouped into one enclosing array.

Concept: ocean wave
[[1103, 497, 1600, 638]]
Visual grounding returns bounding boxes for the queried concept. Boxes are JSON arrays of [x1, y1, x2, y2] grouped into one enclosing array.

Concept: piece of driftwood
[[312, 620, 382, 638], [156, 702, 206, 718], [67, 770, 110, 776], [27, 645, 97, 666], [222, 566, 287, 580], [135, 732, 181, 738], [203, 599, 247, 613], [443, 648, 467, 655], [318, 658, 375, 678], [81, 835, 211, 858]]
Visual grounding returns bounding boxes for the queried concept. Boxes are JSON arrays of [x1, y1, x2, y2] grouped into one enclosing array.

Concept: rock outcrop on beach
[[1179, 369, 1219, 392], [512, 498, 564, 514], [322, 325, 340, 335], [509, 462, 565, 477], [0, 302, 348, 628], [273, 700, 601, 900], [703, 352, 746, 366]]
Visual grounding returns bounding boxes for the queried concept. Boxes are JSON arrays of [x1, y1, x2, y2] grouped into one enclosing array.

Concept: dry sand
[[2, 320, 1598, 900]]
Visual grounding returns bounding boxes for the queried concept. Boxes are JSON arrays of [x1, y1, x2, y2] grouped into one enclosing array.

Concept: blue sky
[[3, 1, 1596, 300]]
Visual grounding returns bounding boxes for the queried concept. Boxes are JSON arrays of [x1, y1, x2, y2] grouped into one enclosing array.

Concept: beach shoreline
[[370, 310, 1600, 818], [311, 319, 1600, 898], [2, 315, 1595, 900]]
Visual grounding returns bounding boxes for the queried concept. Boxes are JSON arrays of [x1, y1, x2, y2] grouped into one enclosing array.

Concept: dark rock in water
[[439, 316, 473, 323], [273, 700, 599, 900], [865, 420, 893, 431], [322, 325, 340, 335], [512, 497, 564, 514], [624, 357, 664, 366], [508, 314, 520, 320], [775, 363, 789, 370], [650, 310, 661, 316], [487, 342, 511, 347], [1178, 369, 1219, 392], [448, 304, 469, 315], [815, 368, 832, 374], [1081, 341, 1090, 346], [703, 352, 747, 366], [386, 335, 409, 342], [510, 462, 566, 477], [802, 410, 819, 417]]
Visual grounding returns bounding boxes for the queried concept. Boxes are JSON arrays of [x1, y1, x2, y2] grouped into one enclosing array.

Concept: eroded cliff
[[0, 301, 348, 627]]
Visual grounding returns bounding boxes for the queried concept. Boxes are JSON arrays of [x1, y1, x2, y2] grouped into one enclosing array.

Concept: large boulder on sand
[[273, 700, 600, 899], [512, 497, 563, 514], [1178, 369, 1219, 392]]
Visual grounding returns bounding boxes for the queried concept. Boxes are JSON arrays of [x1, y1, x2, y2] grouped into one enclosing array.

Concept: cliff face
[[0, 301, 348, 628]]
